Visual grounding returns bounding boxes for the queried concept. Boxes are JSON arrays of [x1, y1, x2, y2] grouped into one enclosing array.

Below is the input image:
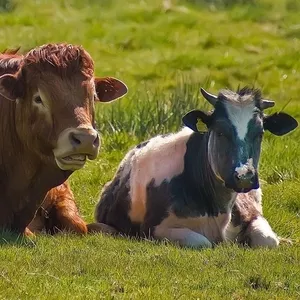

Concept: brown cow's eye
[[34, 96, 43, 104]]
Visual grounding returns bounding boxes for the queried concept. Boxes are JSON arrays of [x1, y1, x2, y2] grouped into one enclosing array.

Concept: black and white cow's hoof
[[247, 217, 279, 248], [278, 236, 293, 246]]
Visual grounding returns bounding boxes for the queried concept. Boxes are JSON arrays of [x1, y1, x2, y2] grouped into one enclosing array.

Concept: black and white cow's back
[[91, 87, 297, 248], [96, 128, 193, 236]]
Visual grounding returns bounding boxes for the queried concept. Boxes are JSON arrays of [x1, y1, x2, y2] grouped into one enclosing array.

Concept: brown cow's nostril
[[69, 132, 82, 146], [93, 134, 100, 147]]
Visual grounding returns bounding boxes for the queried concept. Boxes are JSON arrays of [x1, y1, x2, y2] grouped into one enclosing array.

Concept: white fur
[[225, 223, 242, 242], [235, 158, 254, 177], [154, 212, 231, 245], [154, 227, 213, 248], [248, 216, 279, 248], [128, 128, 193, 223], [225, 102, 255, 140]]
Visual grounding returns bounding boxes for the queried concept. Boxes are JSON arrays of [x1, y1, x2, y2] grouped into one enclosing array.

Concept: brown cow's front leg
[[28, 181, 87, 235], [24, 227, 35, 237]]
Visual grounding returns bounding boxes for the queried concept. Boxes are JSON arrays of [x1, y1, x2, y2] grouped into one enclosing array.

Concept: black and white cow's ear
[[182, 109, 211, 132], [264, 112, 298, 136]]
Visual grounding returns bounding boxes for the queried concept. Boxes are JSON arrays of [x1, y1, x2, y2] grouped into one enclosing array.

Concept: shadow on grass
[[0, 230, 36, 247]]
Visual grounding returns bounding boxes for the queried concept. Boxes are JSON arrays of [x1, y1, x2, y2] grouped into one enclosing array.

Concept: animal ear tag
[[196, 118, 207, 132], [182, 109, 211, 132]]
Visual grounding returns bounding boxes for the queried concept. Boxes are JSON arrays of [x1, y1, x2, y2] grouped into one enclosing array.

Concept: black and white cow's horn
[[200, 88, 218, 107], [261, 99, 275, 110]]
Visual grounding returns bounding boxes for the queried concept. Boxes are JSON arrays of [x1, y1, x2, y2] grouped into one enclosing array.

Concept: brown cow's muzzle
[[53, 127, 100, 171]]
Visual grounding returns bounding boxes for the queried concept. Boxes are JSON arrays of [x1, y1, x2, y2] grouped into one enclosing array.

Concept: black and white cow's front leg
[[243, 216, 279, 248], [154, 226, 213, 248], [227, 189, 279, 248]]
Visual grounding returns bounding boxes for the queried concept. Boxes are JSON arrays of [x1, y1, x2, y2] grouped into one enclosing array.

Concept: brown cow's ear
[[94, 77, 128, 103], [182, 109, 212, 132], [0, 74, 23, 101]]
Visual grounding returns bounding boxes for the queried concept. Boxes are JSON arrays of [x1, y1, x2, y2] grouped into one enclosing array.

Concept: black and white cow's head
[[183, 87, 298, 193]]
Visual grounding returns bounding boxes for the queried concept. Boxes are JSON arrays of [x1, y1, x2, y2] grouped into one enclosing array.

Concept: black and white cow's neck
[[170, 131, 237, 218]]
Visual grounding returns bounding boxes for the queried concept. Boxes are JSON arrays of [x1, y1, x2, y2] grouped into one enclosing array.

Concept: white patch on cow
[[154, 227, 212, 248], [247, 216, 279, 248], [128, 127, 193, 223], [247, 187, 263, 213], [225, 102, 255, 140], [225, 223, 242, 242], [154, 211, 231, 245], [235, 158, 254, 177]]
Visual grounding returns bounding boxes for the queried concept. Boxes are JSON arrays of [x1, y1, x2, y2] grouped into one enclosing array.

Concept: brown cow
[[0, 43, 127, 235]]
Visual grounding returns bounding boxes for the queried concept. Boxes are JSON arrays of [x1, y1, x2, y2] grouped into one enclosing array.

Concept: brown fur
[[28, 182, 87, 234], [0, 43, 127, 235]]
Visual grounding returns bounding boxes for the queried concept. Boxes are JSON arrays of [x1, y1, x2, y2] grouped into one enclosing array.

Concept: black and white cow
[[88, 87, 298, 248]]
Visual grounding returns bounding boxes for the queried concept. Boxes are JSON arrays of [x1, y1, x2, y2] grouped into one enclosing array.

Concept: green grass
[[0, 0, 300, 299]]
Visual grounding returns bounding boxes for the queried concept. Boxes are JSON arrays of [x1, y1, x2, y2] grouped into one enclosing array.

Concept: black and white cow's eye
[[256, 132, 264, 140], [33, 95, 43, 104], [217, 131, 224, 137]]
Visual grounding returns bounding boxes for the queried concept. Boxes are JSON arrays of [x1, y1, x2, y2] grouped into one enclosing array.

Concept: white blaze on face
[[225, 102, 255, 140], [235, 158, 254, 177]]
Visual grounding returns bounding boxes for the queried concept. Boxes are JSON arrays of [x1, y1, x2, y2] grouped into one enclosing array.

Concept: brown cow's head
[[0, 43, 127, 171]]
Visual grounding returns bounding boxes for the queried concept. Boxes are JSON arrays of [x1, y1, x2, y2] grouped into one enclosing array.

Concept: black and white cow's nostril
[[233, 170, 255, 189]]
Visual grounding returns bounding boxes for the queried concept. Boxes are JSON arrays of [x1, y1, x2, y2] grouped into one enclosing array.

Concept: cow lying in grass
[[89, 87, 297, 248], [0, 44, 127, 235]]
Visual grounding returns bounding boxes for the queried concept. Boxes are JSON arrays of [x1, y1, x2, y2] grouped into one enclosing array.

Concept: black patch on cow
[[142, 179, 171, 236], [96, 171, 140, 236], [169, 132, 234, 218], [136, 140, 149, 149], [264, 112, 298, 136]]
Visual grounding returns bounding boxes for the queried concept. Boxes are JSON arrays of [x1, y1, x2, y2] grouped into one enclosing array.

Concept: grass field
[[0, 0, 300, 299]]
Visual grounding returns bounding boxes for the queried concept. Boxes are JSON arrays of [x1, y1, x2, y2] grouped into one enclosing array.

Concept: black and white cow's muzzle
[[225, 159, 259, 193]]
